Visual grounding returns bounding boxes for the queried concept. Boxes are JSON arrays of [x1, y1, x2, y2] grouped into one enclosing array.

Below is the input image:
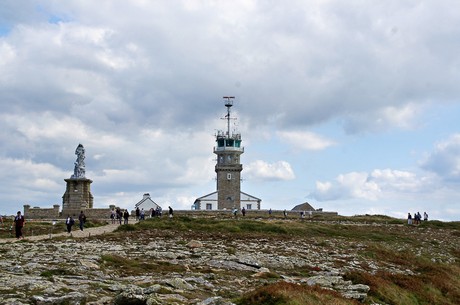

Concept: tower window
[[218, 139, 225, 147], [227, 173, 232, 180]]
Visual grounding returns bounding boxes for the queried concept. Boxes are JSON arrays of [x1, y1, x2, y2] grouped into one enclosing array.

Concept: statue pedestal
[[62, 178, 93, 217]]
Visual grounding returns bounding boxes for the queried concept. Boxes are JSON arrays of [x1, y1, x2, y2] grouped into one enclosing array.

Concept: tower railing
[[213, 146, 244, 153]]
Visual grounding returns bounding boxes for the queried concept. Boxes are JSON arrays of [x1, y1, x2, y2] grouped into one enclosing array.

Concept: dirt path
[[0, 221, 137, 244]]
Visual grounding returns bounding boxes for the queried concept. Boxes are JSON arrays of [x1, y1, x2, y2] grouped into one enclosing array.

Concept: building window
[[206, 204, 212, 210], [247, 204, 252, 210], [227, 173, 232, 180]]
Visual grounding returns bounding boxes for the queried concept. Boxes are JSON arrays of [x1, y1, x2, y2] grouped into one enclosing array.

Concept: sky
[[1, 1, 460, 221]]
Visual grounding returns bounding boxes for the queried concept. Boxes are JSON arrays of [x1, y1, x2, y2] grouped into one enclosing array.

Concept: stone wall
[[75, 208, 114, 220], [24, 204, 116, 220], [24, 205, 60, 219]]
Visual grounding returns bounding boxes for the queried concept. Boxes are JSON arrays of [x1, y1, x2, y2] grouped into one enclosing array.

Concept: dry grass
[[345, 263, 460, 305], [235, 281, 359, 305]]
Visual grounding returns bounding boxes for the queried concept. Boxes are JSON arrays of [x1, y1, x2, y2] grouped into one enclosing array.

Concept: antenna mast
[[223, 96, 234, 137]]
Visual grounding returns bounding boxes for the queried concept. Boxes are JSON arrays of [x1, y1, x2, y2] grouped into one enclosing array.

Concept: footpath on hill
[[0, 220, 137, 244]]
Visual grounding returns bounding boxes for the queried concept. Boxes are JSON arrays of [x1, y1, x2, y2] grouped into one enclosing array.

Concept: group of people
[[134, 206, 164, 220], [65, 211, 87, 233], [10, 210, 88, 238], [110, 208, 130, 224], [407, 211, 428, 225], [111, 206, 173, 224], [150, 206, 163, 218]]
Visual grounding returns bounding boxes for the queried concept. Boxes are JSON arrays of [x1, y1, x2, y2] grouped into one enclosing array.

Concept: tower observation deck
[[214, 96, 244, 154]]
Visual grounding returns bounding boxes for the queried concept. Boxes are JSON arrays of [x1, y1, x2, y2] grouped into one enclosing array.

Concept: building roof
[[194, 191, 261, 203], [240, 191, 262, 202], [291, 202, 315, 211], [135, 194, 160, 209], [194, 191, 218, 203]]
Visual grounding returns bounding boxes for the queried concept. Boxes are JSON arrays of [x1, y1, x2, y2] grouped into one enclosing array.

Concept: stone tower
[[214, 97, 244, 210], [62, 144, 93, 217]]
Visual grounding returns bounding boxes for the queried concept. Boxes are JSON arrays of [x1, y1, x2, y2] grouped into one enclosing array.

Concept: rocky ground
[[0, 218, 458, 305]]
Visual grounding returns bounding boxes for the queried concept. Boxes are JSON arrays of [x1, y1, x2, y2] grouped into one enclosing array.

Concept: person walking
[[78, 211, 86, 231], [65, 215, 75, 233], [13, 211, 25, 239], [241, 207, 246, 217]]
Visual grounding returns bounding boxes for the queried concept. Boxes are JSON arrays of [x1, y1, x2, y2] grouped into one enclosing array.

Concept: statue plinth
[[62, 178, 93, 217]]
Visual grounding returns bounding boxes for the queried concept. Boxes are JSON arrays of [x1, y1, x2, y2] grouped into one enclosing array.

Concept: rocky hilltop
[[0, 214, 459, 305]]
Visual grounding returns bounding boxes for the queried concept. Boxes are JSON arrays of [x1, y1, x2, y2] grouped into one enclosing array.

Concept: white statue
[[71, 144, 86, 179]]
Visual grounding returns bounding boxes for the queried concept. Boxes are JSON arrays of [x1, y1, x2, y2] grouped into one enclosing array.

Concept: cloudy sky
[[1, 1, 460, 220]]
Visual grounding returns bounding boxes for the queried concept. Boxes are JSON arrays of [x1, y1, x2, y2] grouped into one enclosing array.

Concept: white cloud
[[1, 2, 460, 220], [422, 134, 460, 182], [277, 130, 336, 151], [0, 158, 65, 205], [311, 169, 432, 202], [245, 160, 295, 181], [344, 103, 423, 134]]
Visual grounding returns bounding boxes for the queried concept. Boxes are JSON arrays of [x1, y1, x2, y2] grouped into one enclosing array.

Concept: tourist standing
[[269, 208, 272, 218], [13, 211, 25, 239], [424, 212, 428, 222], [283, 209, 287, 219], [232, 208, 238, 218], [407, 213, 412, 225], [110, 209, 116, 224], [123, 210, 129, 224], [135, 207, 140, 220], [140, 208, 145, 220], [168, 206, 173, 219], [65, 215, 75, 233], [241, 207, 246, 217], [78, 211, 86, 231], [117, 208, 123, 225]]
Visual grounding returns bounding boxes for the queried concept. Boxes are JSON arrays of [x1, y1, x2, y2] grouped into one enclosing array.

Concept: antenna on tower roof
[[223, 96, 235, 137]]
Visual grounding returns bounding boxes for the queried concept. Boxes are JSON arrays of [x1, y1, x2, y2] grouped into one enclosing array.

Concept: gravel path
[[0, 221, 136, 243]]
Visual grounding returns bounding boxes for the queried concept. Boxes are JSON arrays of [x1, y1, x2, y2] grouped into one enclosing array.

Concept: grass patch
[[418, 220, 460, 230], [115, 224, 137, 232], [40, 268, 76, 282], [122, 216, 411, 243], [345, 262, 460, 305], [235, 281, 359, 305]]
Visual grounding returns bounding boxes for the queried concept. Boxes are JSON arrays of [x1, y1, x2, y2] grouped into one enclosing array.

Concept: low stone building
[[292, 202, 316, 212], [134, 193, 161, 213], [194, 191, 261, 210]]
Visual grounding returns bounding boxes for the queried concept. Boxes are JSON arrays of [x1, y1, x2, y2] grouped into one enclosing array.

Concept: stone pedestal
[[62, 178, 93, 217]]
